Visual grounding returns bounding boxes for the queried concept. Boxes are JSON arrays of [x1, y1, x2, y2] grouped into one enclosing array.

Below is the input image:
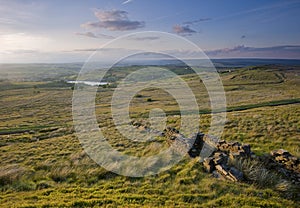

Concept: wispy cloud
[[206, 45, 300, 59], [75, 32, 114, 39], [122, 0, 134, 5], [0, 49, 39, 55], [215, 0, 300, 22], [81, 9, 144, 31], [67, 47, 138, 53], [183, 18, 212, 25], [130, 36, 160, 41], [70, 48, 98, 52], [160, 45, 300, 59], [0, 1, 41, 27], [173, 25, 197, 36]]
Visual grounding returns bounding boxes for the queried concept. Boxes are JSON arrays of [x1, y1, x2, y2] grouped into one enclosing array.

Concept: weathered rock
[[271, 149, 291, 157], [219, 143, 229, 152], [229, 142, 240, 151], [241, 144, 251, 155], [138, 125, 147, 131], [229, 150, 246, 160], [199, 142, 217, 162], [170, 136, 177, 140], [215, 164, 229, 176], [228, 167, 243, 181], [269, 149, 300, 175], [203, 157, 215, 173], [131, 122, 300, 185], [188, 132, 205, 158], [213, 152, 228, 165], [217, 140, 226, 147], [278, 149, 291, 156], [212, 170, 226, 180]]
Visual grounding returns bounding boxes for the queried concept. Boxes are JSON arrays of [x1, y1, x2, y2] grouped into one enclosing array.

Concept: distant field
[[0, 64, 299, 207]]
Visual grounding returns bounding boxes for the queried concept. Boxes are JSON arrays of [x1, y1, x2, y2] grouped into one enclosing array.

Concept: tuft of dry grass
[[229, 157, 300, 200], [230, 158, 280, 188], [48, 165, 75, 183], [0, 164, 25, 186]]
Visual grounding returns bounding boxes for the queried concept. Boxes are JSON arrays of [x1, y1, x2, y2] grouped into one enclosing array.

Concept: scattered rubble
[[160, 126, 299, 183], [270, 149, 300, 174], [202, 143, 247, 182], [131, 122, 300, 184], [264, 149, 300, 185]]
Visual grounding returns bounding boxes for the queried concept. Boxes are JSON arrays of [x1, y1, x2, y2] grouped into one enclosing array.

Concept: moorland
[[0, 61, 299, 207]]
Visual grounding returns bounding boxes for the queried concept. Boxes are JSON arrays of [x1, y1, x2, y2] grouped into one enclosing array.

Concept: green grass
[[0, 65, 299, 207]]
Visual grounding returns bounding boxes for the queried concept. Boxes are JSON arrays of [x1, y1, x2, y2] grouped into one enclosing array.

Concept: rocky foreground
[[132, 122, 300, 188], [163, 127, 300, 185]]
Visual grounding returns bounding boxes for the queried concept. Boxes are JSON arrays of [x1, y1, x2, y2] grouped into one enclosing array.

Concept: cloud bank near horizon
[[205, 45, 300, 59], [66, 44, 300, 59]]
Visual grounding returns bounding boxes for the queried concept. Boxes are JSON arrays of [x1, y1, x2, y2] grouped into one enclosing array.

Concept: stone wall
[[131, 122, 299, 185], [162, 126, 300, 185]]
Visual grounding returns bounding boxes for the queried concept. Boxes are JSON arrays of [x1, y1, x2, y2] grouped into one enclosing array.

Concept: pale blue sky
[[0, 0, 300, 62]]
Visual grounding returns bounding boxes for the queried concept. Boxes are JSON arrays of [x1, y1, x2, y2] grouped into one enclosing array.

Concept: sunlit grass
[[0, 66, 299, 207]]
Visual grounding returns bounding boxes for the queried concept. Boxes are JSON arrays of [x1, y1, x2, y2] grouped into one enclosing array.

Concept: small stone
[[213, 152, 228, 164], [285, 160, 294, 166], [229, 150, 246, 160], [232, 142, 241, 152], [271, 150, 280, 157], [242, 144, 251, 155], [217, 140, 226, 147], [188, 148, 200, 158], [288, 156, 298, 163], [138, 126, 146, 131], [212, 170, 226, 180], [215, 164, 229, 176], [275, 156, 288, 162], [158, 132, 165, 137], [277, 149, 291, 156], [171, 136, 177, 140], [203, 157, 215, 173], [228, 167, 243, 181]]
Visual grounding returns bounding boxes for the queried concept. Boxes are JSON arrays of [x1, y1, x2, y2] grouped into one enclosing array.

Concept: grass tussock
[[229, 157, 300, 200], [48, 165, 75, 183], [0, 164, 25, 186]]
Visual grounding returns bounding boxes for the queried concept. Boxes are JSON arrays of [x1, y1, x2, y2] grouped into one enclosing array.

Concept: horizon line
[[1, 57, 300, 65]]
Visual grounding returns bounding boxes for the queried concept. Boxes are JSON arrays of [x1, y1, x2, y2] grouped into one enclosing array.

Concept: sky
[[0, 0, 300, 63]]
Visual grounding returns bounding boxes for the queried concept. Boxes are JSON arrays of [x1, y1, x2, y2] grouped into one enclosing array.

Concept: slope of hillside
[[0, 65, 299, 207]]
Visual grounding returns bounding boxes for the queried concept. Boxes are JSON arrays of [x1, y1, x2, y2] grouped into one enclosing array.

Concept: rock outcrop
[[202, 141, 250, 182], [162, 127, 300, 184], [270, 149, 300, 174], [131, 122, 299, 185]]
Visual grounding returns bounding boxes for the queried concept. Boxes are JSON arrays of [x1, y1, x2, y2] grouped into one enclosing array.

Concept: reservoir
[[67, 80, 108, 86]]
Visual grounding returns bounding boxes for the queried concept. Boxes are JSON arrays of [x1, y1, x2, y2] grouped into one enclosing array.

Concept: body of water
[[67, 80, 108, 86]]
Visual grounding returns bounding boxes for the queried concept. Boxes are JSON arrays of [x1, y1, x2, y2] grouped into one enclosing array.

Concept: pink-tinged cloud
[[81, 9, 144, 31], [173, 25, 196, 36]]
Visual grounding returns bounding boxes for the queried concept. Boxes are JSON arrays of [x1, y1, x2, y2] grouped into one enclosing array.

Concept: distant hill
[[1, 59, 299, 81]]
